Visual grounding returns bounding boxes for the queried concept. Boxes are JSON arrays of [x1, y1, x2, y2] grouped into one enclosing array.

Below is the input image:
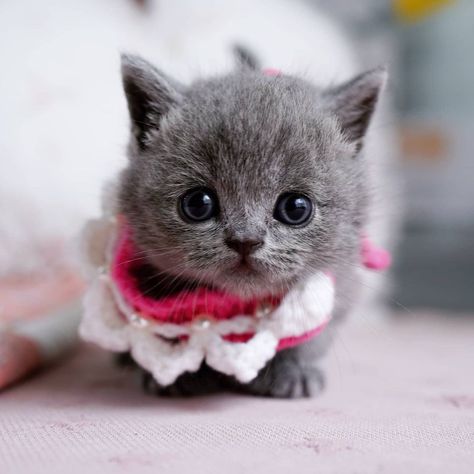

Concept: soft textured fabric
[[0, 271, 82, 390], [1, 311, 473, 474], [0, 332, 41, 389]]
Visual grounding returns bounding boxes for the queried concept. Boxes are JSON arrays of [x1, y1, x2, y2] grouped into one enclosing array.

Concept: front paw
[[141, 363, 225, 397], [239, 360, 325, 399]]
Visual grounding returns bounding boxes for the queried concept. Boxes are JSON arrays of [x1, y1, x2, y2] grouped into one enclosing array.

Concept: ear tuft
[[324, 67, 387, 152], [121, 53, 182, 150]]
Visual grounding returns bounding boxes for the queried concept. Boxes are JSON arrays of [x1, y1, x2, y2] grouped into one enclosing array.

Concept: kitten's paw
[[240, 363, 325, 399], [141, 364, 224, 397]]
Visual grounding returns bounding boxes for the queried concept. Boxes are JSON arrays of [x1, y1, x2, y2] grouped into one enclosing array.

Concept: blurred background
[[0, 0, 473, 387]]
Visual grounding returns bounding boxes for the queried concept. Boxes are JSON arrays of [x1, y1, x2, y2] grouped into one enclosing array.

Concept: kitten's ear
[[324, 67, 387, 152], [233, 44, 260, 71], [121, 54, 183, 150]]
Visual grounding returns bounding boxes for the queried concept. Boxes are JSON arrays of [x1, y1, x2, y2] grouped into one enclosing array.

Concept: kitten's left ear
[[233, 44, 260, 71], [121, 53, 183, 150], [324, 67, 387, 152]]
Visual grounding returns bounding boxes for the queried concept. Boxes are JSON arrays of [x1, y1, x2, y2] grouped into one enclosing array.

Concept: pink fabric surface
[[1, 312, 473, 474], [361, 236, 392, 271]]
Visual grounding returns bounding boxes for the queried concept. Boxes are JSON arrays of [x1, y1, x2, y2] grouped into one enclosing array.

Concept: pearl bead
[[129, 313, 149, 327], [195, 317, 211, 330], [255, 302, 272, 318]]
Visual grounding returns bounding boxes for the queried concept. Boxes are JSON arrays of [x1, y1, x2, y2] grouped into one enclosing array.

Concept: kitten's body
[[118, 56, 386, 397]]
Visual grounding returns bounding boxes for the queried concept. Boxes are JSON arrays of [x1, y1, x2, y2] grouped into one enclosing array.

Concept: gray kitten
[[118, 53, 386, 398]]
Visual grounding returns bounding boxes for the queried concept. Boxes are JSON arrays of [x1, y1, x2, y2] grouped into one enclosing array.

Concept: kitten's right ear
[[323, 67, 387, 153], [121, 54, 182, 150]]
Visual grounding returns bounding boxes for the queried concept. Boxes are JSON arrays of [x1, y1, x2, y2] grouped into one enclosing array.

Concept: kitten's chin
[[215, 266, 292, 299], [144, 255, 292, 299]]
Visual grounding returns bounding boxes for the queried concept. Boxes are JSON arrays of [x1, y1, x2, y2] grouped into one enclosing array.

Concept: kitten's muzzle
[[224, 237, 264, 257]]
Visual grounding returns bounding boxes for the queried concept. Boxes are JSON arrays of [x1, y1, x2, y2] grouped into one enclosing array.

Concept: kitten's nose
[[225, 237, 264, 256]]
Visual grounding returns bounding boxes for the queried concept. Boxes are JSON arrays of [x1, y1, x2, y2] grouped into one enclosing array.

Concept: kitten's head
[[119, 54, 386, 298]]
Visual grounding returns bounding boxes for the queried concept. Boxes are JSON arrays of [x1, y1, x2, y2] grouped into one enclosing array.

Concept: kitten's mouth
[[234, 257, 258, 273], [134, 258, 262, 301]]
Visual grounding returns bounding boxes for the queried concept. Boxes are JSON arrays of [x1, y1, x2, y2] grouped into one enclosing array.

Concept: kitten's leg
[[115, 330, 333, 398], [235, 329, 333, 398], [115, 352, 137, 368], [115, 353, 226, 397], [142, 363, 228, 397]]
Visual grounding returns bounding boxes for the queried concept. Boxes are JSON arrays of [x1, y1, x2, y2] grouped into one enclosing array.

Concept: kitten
[[118, 53, 386, 398]]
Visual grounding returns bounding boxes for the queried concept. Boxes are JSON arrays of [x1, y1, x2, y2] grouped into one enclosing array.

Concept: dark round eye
[[274, 193, 313, 226], [180, 187, 219, 222]]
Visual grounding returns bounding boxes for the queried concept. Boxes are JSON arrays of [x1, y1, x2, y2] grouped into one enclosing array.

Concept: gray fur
[[118, 54, 385, 398]]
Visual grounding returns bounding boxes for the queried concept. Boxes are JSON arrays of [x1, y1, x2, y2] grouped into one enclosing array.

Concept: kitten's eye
[[180, 187, 219, 222], [274, 193, 313, 226]]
